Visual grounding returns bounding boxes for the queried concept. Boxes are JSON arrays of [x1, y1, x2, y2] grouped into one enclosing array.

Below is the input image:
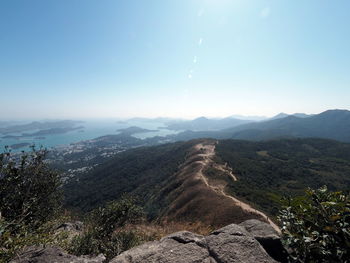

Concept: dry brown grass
[[158, 140, 266, 228]]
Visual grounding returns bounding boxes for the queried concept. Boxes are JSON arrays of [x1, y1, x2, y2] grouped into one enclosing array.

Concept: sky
[[1, 0, 350, 119]]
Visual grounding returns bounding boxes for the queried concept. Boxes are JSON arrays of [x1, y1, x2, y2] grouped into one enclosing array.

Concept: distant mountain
[[269, 113, 290, 120], [293, 113, 311, 118], [224, 109, 350, 142], [269, 112, 311, 120], [169, 109, 350, 143], [230, 115, 268, 121], [164, 116, 252, 131]]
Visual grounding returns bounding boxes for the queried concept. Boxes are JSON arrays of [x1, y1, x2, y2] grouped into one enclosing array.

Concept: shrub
[[0, 148, 62, 232], [0, 148, 63, 262], [278, 186, 350, 262], [69, 195, 144, 261]]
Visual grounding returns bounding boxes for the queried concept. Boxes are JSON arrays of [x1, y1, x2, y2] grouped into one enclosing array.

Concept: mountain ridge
[[168, 109, 350, 142]]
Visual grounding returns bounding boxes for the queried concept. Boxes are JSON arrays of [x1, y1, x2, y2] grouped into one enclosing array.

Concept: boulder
[[239, 219, 288, 263], [111, 231, 215, 263], [111, 223, 277, 263], [10, 246, 105, 263]]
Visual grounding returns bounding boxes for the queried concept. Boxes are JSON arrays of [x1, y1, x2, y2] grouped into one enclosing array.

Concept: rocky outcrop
[[10, 220, 285, 263], [239, 219, 288, 263], [10, 246, 105, 263], [110, 221, 278, 263]]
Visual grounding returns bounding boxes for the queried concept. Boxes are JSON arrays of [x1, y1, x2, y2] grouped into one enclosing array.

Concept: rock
[[111, 223, 277, 263], [54, 221, 84, 241], [239, 219, 279, 238], [111, 231, 215, 263], [56, 221, 84, 232], [11, 221, 285, 263], [10, 246, 105, 263], [205, 224, 276, 263], [239, 219, 288, 263]]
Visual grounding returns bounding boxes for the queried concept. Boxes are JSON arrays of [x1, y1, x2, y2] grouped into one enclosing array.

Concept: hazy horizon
[[1, 0, 350, 119], [1, 108, 349, 122]]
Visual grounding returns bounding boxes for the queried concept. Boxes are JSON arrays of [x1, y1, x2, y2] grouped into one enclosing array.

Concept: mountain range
[[169, 109, 350, 143], [163, 116, 252, 131]]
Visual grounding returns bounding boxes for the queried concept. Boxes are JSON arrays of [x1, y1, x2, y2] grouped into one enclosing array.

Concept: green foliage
[[278, 186, 350, 262], [69, 195, 144, 261], [0, 147, 62, 232], [216, 138, 350, 215], [0, 148, 63, 262]]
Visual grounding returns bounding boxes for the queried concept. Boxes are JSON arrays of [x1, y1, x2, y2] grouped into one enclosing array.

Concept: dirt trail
[[193, 141, 281, 233]]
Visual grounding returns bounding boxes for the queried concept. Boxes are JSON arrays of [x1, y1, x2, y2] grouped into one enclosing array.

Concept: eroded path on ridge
[[192, 141, 281, 233]]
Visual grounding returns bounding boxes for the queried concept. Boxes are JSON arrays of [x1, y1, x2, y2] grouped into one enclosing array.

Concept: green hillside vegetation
[[215, 138, 350, 215], [64, 140, 199, 216], [65, 137, 350, 223]]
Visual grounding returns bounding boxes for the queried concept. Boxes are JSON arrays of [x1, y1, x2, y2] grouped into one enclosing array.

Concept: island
[[116, 126, 158, 136], [0, 120, 84, 135], [22, 126, 85, 137]]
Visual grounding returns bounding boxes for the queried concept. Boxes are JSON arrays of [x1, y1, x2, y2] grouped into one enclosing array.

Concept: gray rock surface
[[56, 221, 84, 232], [239, 219, 288, 263], [111, 231, 215, 263], [10, 246, 105, 263], [239, 219, 279, 239], [111, 223, 277, 263]]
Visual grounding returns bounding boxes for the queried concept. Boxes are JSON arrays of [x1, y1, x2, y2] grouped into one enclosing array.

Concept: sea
[[0, 119, 179, 152]]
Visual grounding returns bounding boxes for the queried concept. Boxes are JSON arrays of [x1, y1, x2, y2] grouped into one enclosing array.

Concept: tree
[[278, 186, 350, 262]]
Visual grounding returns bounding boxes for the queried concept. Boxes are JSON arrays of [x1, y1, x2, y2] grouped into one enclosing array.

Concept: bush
[[278, 186, 350, 262], [0, 148, 62, 232], [69, 195, 144, 261], [0, 148, 63, 262]]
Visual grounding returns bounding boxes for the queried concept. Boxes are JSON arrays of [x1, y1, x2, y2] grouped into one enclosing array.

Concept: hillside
[[64, 137, 350, 230], [215, 138, 350, 214], [64, 139, 273, 229], [227, 109, 350, 141], [64, 140, 198, 214]]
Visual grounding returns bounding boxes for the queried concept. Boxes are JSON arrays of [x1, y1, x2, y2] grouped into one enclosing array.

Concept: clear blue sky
[[1, 0, 349, 119]]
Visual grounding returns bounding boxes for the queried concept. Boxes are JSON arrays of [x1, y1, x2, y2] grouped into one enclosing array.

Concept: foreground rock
[[111, 222, 277, 263], [239, 219, 288, 263], [10, 246, 105, 263], [10, 220, 283, 263]]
